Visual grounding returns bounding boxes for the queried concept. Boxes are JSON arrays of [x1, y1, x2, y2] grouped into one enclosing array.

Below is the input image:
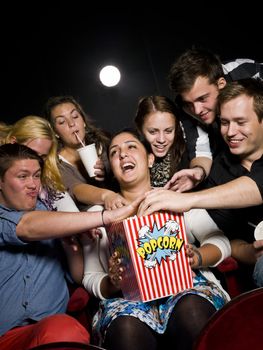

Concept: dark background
[[2, 4, 262, 133]]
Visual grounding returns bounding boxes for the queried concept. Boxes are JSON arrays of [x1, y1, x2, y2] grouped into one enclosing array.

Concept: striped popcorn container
[[107, 212, 193, 302]]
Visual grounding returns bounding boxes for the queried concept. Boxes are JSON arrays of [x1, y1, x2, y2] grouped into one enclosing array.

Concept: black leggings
[[103, 294, 216, 350]]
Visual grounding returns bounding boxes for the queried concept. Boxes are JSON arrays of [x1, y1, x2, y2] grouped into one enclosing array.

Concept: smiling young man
[[0, 143, 141, 349]]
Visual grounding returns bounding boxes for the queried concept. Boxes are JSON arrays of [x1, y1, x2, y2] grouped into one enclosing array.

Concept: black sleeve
[[222, 59, 263, 82], [244, 156, 263, 199]]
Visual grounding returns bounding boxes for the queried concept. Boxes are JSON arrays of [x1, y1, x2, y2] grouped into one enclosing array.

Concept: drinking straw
[[74, 132, 85, 147]]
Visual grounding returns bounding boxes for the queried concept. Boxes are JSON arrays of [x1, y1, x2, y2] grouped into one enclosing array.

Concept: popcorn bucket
[[107, 212, 193, 302]]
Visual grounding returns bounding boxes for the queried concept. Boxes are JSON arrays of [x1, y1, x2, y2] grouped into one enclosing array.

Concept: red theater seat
[[67, 284, 91, 332], [193, 287, 263, 350]]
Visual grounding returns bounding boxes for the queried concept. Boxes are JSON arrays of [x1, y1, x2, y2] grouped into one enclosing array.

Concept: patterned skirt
[[92, 271, 229, 345]]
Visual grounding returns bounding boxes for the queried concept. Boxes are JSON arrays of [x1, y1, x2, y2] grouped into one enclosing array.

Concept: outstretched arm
[[164, 157, 212, 192], [17, 195, 143, 241], [138, 176, 262, 216]]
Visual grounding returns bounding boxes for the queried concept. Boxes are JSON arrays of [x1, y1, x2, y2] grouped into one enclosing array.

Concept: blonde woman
[[0, 116, 78, 211]]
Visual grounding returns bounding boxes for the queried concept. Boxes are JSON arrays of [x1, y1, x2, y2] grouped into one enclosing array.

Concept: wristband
[[192, 165, 207, 181], [194, 249, 203, 268]]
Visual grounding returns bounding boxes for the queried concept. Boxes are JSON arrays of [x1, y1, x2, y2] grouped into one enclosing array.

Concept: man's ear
[[9, 136, 17, 144], [218, 77, 227, 90], [148, 153, 155, 168]]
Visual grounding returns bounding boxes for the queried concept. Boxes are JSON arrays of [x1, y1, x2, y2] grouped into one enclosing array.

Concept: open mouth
[[121, 162, 135, 173]]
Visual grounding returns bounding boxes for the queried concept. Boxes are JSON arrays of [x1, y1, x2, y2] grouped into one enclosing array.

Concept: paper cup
[[254, 221, 263, 241], [77, 143, 99, 177]]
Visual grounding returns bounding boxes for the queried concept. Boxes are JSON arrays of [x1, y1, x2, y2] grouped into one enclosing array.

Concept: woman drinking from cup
[[44, 95, 129, 211]]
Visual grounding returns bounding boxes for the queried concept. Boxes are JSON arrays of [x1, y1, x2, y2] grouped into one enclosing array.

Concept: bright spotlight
[[99, 65, 121, 87]]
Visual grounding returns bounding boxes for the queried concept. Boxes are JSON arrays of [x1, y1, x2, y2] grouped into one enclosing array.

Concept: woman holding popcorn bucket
[[81, 128, 231, 350]]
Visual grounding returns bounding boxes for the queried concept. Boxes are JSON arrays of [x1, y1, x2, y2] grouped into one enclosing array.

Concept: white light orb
[[99, 65, 121, 87]]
